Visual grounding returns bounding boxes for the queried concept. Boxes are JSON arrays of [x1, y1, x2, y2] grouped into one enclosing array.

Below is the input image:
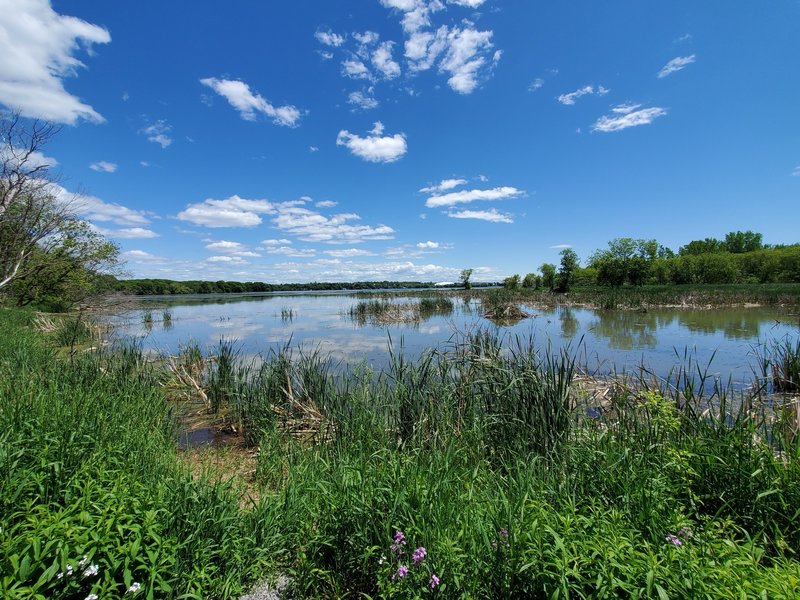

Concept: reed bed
[[2, 308, 800, 598], [348, 297, 454, 325]]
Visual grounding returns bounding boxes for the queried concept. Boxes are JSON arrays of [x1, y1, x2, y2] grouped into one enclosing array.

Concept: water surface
[[114, 292, 799, 387]]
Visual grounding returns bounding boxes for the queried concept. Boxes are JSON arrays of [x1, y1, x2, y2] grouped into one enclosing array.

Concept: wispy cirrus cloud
[[336, 121, 407, 163], [50, 184, 152, 227], [592, 105, 667, 132], [89, 161, 117, 173], [92, 225, 159, 239], [141, 120, 172, 148], [447, 208, 513, 223], [263, 245, 316, 258], [419, 178, 467, 194], [792, 165, 800, 177], [200, 77, 304, 127], [323, 248, 376, 258], [528, 78, 545, 92], [657, 54, 696, 78], [557, 84, 609, 105], [205, 240, 261, 257], [0, 0, 110, 124], [425, 186, 524, 208], [122, 250, 168, 264]]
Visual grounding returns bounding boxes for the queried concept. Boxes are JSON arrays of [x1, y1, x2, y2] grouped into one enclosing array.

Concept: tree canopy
[[0, 112, 119, 309]]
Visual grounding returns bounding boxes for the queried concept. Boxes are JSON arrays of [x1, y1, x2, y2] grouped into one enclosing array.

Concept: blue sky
[[1, 0, 798, 283]]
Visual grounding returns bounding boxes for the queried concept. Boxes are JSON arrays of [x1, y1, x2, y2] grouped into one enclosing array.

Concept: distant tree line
[[110, 279, 500, 296], [503, 231, 800, 292]]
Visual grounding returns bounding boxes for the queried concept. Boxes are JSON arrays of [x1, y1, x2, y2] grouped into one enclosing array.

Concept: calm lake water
[[114, 292, 800, 387]]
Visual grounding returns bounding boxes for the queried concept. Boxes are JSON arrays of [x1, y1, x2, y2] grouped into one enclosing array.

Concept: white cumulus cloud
[[177, 195, 276, 228], [342, 59, 372, 80], [592, 106, 667, 132], [331, 1, 500, 94], [657, 54, 696, 78], [315, 30, 345, 47], [372, 41, 401, 79], [336, 122, 408, 163], [439, 25, 497, 94], [348, 91, 379, 110], [425, 186, 523, 208], [272, 205, 395, 244], [0, 0, 110, 124], [200, 77, 303, 127], [109, 227, 158, 239]]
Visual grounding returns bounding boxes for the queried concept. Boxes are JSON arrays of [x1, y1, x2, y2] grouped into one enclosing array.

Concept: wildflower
[[56, 564, 75, 579], [391, 530, 406, 554], [391, 565, 409, 580], [412, 546, 427, 565], [499, 528, 509, 539], [378, 555, 386, 565], [85, 594, 99, 600], [678, 526, 693, 539], [127, 582, 142, 594], [83, 564, 100, 578], [665, 534, 682, 546], [429, 574, 440, 589], [79, 555, 89, 567]]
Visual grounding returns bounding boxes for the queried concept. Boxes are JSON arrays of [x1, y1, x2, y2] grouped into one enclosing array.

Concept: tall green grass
[[3, 307, 800, 598], [188, 328, 800, 596], [0, 310, 273, 599]]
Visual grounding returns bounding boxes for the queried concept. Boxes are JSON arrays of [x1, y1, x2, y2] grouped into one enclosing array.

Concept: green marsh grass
[[0, 310, 273, 599], [3, 307, 800, 598]]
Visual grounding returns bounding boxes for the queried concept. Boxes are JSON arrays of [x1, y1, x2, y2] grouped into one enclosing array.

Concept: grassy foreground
[[2, 308, 800, 598]]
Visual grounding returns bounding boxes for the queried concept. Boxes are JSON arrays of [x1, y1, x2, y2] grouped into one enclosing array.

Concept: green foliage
[[540, 263, 556, 290], [502, 274, 520, 290], [459, 268, 473, 290], [0, 310, 272, 599], [521, 272, 539, 289], [0, 115, 119, 310], [589, 237, 659, 287], [725, 230, 764, 253], [556, 248, 579, 292]]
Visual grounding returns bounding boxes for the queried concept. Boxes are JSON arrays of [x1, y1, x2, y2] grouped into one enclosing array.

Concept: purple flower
[[127, 582, 142, 594], [499, 528, 509, 539], [391, 530, 406, 554], [665, 534, 682, 546], [391, 564, 409, 580], [429, 574, 440, 589], [412, 546, 427, 565]]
